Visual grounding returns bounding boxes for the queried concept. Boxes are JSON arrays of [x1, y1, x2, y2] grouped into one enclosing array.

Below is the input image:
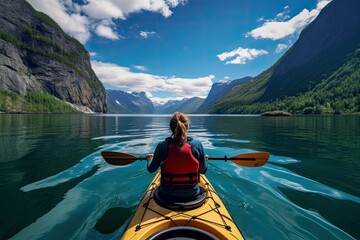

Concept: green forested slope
[[211, 48, 360, 114], [0, 91, 79, 113]]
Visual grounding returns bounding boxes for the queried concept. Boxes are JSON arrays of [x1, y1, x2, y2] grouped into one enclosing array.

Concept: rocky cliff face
[[0, 0, 106, 113]]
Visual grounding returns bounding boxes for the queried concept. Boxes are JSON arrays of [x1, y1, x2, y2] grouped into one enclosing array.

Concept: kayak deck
[[121, 171, 244, 240]]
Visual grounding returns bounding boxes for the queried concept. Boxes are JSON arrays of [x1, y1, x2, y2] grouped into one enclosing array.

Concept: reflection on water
[[205, 115, 360, 197], [0, 114, 359, 240], [94, 206, 134, 234]]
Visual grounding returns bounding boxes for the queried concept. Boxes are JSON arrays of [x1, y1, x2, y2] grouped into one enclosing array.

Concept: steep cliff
[[197, 76, 251, 113], [262, 0, 360, 100], [0, 0, 106, 113], [211, 0, 360, 114]]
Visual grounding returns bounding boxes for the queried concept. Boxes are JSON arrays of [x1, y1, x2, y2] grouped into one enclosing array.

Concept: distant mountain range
[[107, 89, 205, 114], [154, 97, 204, 114], [107, 77, 253, 114], [107, 90, 154, 114]]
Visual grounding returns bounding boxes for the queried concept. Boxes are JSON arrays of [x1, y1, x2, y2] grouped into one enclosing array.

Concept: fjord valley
[[1, 0, 360, 114], [1, 0, 360, 239]]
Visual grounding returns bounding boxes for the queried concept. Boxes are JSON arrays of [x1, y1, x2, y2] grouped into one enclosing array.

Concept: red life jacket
[[161, 143, 200, 186]]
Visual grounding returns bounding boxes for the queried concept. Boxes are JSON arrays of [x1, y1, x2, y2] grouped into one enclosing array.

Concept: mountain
[[155, 97, 205, 114], [0, 0, 106, 113], [211, 0, 360, 114], [107, 90, 155, 114], [197, 76, 252, 113]]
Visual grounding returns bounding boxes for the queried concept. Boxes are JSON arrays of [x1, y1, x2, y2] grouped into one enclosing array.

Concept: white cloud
[[166, 0, 188, 8], [275, 6, 290, 21], [27, 0, 187, 43], [81, 0, 126, 20], [91, 61, 213, 101], [143, 91, 182, 105], [140, 31, 157, 38], [275, 44, 288, 53], [246, 0, 332, 40], [133, 65, 148, 71], [27, 0, 90, 43], [89, 52, 97, 57], [95, 24, 119, 40], [316, 0, 332, 9], [257, 16, 265, 22], [145, 91, 153, 98], [151, 96, 184, 105], [82, 0, 180, 19], [217, 47, 268, 65]]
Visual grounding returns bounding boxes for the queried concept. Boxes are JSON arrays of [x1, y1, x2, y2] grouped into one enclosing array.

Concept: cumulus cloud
[[151, 96, 184, 105], [133, 65, 148, 71], [95, 24, 119, 40], [166, 0, 188, 8], [81, 0, 126, 20], [91, 61, 213, 102], [217, 47, 268, 65], [257, 16, 265, 22], [246, 0, 332, 40], [27, 0, 90, 43], [140, 31, 157, 38], [82, 0, 185, 19], [275, 44, 288, 53], [26, 0, 187, 43]]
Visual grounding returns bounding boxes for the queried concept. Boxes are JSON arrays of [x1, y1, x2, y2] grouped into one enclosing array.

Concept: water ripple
[[9, 115, 360, 240], [20, 153, 103, 192]]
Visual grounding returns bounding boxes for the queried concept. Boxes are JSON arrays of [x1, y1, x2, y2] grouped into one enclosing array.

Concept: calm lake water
[[0, 114, 359, 240]]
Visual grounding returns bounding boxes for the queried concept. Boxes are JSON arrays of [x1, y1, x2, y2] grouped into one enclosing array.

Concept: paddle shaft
[[101, 151, 269, 167], [208, 157, 256, 161], [106, 157, 256, 161]]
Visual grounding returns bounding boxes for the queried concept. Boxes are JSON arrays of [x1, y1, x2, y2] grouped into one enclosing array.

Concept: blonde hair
[[170, 112, 190, 148]]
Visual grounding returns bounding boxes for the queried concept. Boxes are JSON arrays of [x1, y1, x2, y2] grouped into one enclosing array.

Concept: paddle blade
[[230, 152, 270, 167], [101, 151, 139, 166]]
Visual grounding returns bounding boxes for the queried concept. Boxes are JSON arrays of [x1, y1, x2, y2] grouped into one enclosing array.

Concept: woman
[[147, 112, 207, 201]]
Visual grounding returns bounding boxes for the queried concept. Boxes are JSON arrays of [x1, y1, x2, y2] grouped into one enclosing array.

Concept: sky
[[26, 0, 332, 104]]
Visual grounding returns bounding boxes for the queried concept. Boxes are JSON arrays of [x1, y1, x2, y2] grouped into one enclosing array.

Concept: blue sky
[[27, 0, 331, 104]]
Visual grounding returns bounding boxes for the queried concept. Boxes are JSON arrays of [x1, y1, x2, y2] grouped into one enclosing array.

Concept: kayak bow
[[121, 171, 244, 240]]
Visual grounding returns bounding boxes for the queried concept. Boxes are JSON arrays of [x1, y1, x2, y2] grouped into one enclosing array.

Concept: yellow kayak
[[122, 171, 244, 240]]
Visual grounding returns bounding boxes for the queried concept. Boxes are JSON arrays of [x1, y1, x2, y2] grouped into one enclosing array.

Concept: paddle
[[208, 152, 269, 167], [101, 151, 269, 167]]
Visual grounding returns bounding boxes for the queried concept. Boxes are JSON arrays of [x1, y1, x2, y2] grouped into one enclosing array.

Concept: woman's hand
[[147, 154, 154, 160], [206, 155, 209, 161]]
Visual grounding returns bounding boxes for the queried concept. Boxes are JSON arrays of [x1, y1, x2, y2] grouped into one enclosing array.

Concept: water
[[0, 114, 359, 240]]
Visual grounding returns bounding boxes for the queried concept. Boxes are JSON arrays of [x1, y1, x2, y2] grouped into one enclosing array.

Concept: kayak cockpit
[[153, 187, 207, 211], [147, 226, 219, 240]]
